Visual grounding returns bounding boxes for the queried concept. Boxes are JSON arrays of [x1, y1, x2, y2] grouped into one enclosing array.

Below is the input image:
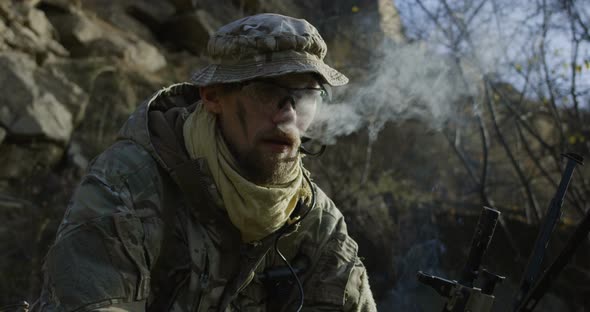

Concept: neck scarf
[[183, 103, 308, 242]]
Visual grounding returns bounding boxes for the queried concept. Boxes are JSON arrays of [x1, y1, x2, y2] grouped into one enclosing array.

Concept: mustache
[[259, 129, 301, 146]]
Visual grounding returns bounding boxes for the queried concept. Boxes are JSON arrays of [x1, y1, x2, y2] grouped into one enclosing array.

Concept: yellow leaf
[[515, 64, 522, 72], [352, 5, 359, 13], [569, 136, 577, 144], [576, 64, 582, 73], [585, 60, 590, 69], [493, 94, 500, 102]]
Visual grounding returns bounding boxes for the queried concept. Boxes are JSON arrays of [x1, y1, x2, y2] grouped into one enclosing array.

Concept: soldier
[[37, 13, 377, 312]]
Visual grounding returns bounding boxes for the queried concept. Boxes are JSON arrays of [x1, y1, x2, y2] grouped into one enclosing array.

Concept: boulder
[[34, 64, 88, 125], [43, 8, 106, 51], [26, 6, 54, 40], [44, 7, 166, 72], [0, 2, 68, 59], [120, 38, 167, 73], [162, 10, 219, 55], [81, 0, 176, 44], [8, 93, 72, 142], [0, 52, 76, 143]]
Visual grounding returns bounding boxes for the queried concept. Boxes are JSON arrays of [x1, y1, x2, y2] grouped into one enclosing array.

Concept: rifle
[[417, 152, 587, 312], [417, 206, 504, 312], [514, 153, 585, 311]]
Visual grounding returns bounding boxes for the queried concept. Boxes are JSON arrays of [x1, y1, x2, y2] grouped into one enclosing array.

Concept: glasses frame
[[237, 78, 332, 105]]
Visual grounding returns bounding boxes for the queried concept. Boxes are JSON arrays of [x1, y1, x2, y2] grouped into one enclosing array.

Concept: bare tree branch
[[540, 0, 568, 149], [484, 83, 542, 223]]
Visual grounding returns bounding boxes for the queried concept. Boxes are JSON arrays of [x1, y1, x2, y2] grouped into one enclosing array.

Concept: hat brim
[[190, 57, 348, 87]]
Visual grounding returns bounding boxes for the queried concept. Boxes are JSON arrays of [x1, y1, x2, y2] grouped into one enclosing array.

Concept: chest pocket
[[184, 219, 211, 311], [147, 203, 212, 312]]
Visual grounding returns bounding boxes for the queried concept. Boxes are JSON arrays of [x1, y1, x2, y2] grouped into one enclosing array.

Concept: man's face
[[201, 73, 324, 185]]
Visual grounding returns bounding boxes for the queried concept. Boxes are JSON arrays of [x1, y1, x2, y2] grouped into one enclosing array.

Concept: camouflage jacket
[[38, 83, 377, 312]]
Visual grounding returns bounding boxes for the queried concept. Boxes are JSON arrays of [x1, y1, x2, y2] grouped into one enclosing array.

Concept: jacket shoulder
[[40, 140, 171, 311], [62, 140, 166, 227], [305, 184, 349, 242]]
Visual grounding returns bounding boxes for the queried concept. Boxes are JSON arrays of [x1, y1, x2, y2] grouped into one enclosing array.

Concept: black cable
[[300, 136, 326, 157], [299, 144, 326, 157], [274, 234, 304, 312], [273, 172, 317, 312]]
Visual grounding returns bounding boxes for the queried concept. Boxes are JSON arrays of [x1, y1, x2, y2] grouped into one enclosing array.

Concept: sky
[[395, 0, 590, 104]]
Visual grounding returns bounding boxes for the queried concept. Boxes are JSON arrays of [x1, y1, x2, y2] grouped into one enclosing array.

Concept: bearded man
[[37, 13, 377, 312]]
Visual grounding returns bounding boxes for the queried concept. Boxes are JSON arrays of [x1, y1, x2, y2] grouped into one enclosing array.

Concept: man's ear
[[200, 85, 223, 114]]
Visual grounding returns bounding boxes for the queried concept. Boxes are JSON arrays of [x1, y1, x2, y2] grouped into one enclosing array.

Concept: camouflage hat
[[190, 13, 348, 87]]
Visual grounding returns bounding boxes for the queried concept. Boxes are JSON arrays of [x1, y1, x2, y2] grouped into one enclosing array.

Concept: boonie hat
[[190, 13, 348, 87]]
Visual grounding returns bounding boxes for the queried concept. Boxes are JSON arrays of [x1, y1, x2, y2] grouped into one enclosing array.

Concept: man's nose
[[272, 96, 297, 125]]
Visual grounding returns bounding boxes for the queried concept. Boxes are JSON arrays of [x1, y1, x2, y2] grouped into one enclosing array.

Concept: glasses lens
[[245, 81, 324, 112], [292, 89, 324, 108], [245, 82, 282, 110]]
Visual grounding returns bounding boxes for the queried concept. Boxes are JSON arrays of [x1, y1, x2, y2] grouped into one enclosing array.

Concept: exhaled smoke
[[306, 41, 477, 144]]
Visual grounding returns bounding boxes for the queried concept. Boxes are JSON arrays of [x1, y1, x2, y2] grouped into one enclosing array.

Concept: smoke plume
[[306, 41, 478, 145]]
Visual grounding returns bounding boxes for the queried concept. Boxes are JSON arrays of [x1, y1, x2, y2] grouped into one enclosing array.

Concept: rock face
[[0, 53, 72, 141], [162, 10, 220, 54], [0, 50, 90, 190], [0, 1, 68, 60], [0, 0, 406, 193], [43, 4, 167, 72], [289, 0, 406, 77]]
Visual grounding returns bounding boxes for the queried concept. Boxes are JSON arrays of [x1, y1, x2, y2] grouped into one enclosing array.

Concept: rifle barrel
[[517, 204, 590, 311], [459, 206, 500, 287], [513, 153, 583, 310]]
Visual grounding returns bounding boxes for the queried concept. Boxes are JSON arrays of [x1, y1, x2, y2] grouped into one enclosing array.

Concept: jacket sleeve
[[344, 258, 378, 312], [300, 228, 377, 312], [38, 141, 164, 312], [297, 189, 377, 312]]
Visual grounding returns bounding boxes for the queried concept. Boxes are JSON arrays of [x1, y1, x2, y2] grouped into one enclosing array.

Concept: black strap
[[146, 166, 186, 312]]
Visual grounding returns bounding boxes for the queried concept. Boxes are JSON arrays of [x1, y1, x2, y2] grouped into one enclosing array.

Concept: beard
[[236, 147, 299, 185], [233, 127, 302, 185]]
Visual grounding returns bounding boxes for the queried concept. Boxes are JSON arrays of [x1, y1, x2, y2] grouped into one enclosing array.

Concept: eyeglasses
[[239, 79, 331, 116]]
